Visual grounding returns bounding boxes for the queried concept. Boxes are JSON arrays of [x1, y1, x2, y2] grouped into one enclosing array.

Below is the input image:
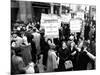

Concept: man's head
[[12, 33, 17, 38], [22, 26, 26, 31], [28, 26, 33, 31], [62, 41, 67, 49], [11, 40, 16, 47], [47, 38, 52, 46], [20, 32, 25, 37], [71, 42, 75, 48], [69, 35, 74, 42]]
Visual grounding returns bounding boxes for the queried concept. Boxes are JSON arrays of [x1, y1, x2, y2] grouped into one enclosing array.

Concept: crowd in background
[[11, 16, 96, 74]]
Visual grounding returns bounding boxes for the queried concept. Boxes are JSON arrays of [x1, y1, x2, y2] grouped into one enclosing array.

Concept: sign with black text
[[70, 18, 82, 33], [41, 14, 61, 38]]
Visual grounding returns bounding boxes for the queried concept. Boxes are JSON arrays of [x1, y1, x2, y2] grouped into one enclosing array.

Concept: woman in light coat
[[46, 43, 59, 72]]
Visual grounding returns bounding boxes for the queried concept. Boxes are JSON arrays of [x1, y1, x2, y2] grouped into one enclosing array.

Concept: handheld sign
[[61, 13, 71, 23], [70, 18, 82, 33], [41, 14, 61, 38], [74, 11, 84, 20]]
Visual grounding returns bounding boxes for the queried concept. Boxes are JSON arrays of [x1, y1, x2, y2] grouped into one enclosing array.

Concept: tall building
[[11, 0, 64, 23]]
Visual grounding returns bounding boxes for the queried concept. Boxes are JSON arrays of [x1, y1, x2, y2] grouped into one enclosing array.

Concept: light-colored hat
[[69, 35, 74, 40]]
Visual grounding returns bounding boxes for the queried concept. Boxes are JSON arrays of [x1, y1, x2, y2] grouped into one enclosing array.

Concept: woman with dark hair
[[58, 41, 72, 71], [11, 49, 26, 74], [21, 32, 29, 46], [78, 46, 91, 70], [77, 37, 84, 49], [11, 32, 24, 47], [69, 42, 79, 70], [42, 38, 52, 68], [40, 33, 49, 67], [25, 31, 36, 64]]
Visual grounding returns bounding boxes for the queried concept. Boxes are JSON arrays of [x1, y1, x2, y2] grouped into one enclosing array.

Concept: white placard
[[61, 13, 71, 23], [70, 18, 82, 33], [41, 13, 61, 38], [74, 11, 84, 20]]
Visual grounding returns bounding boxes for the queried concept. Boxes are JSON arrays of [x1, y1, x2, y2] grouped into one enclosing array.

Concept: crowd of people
[[11, 17, 96, 74]]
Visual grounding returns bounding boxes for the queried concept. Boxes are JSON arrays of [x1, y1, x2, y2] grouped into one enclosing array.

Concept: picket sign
[[41, 13, 61, 39], [61, 13, 71, 23], [70, 18, 83, 33], [74, 11, 85, 20]]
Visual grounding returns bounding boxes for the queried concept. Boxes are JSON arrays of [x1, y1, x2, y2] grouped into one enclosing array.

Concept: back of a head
[[69, 35, 74, 41], [33, 28, 36, 32]]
